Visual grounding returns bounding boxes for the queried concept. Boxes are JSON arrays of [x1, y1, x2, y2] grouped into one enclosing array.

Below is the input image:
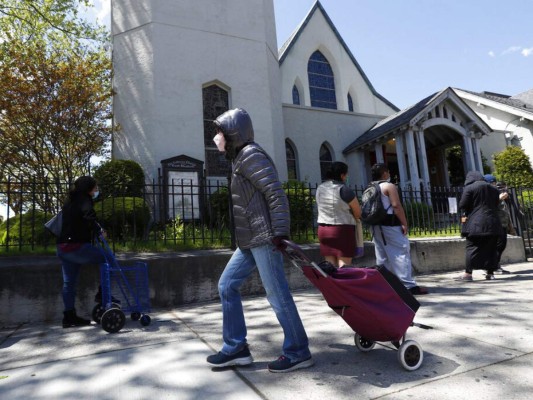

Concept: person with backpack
[[316, 162, 362, 267], [363, 163, 428, 295]]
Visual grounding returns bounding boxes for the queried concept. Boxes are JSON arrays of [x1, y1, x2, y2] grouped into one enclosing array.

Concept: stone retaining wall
[[0, 236, 525, 327]]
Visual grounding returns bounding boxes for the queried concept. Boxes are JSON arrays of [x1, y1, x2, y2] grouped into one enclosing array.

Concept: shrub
[[93, 160, 145, 199], [283, 180, 315, 234], [94, 197, 151, 239], [493, 146, 533, 187], [206, 186, 230, 228], [0, 210, 51, 246]]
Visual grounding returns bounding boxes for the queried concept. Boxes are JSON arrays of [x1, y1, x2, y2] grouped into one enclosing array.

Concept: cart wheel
[[92, 303, 104, 324], [101, 308, 126, 333], [354, 333, 375, 352], [131, 312, 141, 321], [140, 315, 151, 327], [398, 340, 423, 371]]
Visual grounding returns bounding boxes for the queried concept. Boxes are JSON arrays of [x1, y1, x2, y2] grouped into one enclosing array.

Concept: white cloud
[[96, 0, 111, 24], [82, 0, 110, 26], [522, 47, 533, 57], [488, 50, 495, 57], [501, 46, 522, 55]]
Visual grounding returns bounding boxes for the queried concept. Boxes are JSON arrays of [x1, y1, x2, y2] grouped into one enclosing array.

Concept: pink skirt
[[318, 224, 356, 258]]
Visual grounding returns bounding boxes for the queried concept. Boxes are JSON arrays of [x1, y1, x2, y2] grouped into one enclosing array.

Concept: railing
[[1, 178, 532, 255]]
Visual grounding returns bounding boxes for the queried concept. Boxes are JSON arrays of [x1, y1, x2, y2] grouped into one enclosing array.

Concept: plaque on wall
[[161, 155, 204, 220]]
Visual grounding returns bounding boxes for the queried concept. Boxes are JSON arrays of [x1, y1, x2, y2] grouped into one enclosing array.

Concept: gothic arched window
[[285, 140, 298, 180], [203, 84, 230, 176], [348, 93, 354, 112], [319, 143, 333, 181], [308, 50, 337, 110], [292, 85, 300, 105]]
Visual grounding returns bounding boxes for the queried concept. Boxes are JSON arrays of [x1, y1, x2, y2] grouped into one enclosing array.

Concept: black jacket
[[58, 192, 99, 244], [214, 108, 290, 249], [459, 171, 502, 237]]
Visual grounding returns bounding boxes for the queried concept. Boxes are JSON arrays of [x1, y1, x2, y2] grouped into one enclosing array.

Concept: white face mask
[[213, 132, 226, 152], [92, 191, 99, 200]]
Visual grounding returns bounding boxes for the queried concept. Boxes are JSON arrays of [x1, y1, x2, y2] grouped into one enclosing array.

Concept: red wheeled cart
[[281, 240, 430, 371]]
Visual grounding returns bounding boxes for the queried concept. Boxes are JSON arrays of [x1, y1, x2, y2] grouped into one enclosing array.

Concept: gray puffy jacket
[[214, 108, 290, 249]]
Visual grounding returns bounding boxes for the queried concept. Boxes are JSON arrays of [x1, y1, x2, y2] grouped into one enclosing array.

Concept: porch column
[[406, 129, 420, 190], [472, 137, 483, 172], [359, 151, 368, 187], [415, 128, 431, 190], [374, 143, 384, 163], [395, 132, 408, 189], [441, 148, 450, 187], [462, 134, 476, 172]]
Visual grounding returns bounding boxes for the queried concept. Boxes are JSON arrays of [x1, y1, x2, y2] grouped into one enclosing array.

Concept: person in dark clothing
[[493, 180, 517, 273], [206, 108, 313, 373], [456, 171, 503, 281], [57, 176, 108, 328]]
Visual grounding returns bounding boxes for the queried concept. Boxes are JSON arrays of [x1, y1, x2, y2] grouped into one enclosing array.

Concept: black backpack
[[360, 181, 390, 225]]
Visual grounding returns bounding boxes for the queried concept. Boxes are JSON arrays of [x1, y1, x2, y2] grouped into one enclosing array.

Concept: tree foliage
[[446, 145, 465, 186], [94, 160, 146, 199], [0, 0, 113, 213], [0, 0, 105, 44], [493, 146, 533, 187]]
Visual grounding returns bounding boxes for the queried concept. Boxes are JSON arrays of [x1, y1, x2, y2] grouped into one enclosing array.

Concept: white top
[[379, 182, 394, 214]]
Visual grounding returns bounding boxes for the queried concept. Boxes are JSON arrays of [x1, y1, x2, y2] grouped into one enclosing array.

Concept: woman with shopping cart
[[56, 176, 110, 328]]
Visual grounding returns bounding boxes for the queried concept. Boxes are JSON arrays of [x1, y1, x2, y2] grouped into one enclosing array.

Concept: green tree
[[0, 0, 112, 213], [0, 0, 104, 44], [493, 146, 533, 187], [446, 145, 465, 186]]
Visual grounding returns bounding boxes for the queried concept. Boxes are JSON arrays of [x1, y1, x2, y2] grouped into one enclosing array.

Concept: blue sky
[[88, 0, 532, 111]]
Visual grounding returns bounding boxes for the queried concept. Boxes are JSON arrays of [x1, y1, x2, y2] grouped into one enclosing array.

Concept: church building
[[110, 0, 530, 190]]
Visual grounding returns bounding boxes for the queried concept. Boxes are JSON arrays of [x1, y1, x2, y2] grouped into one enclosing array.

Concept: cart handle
[[281, 239, 328, 277]]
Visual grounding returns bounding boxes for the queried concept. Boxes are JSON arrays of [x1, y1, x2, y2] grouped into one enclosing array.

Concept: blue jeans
[[57, 243, 111, 312], [218, 244, 311, 361]]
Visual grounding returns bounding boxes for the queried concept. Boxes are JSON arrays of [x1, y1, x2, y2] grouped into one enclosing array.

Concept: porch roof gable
[[343, 87, 492, 154]]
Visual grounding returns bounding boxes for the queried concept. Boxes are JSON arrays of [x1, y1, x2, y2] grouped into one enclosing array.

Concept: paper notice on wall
[[448, 197, 457, 214]]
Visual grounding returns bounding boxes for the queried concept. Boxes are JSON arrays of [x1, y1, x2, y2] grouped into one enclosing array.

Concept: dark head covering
[[73, 176, 97, 193], [484, 174, 496, 183], [464, 171, 484, 186], [213, 108, 254, 159]]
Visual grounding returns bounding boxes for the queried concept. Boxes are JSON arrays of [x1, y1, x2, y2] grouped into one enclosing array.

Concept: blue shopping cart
[[92, 235, 151, 333]]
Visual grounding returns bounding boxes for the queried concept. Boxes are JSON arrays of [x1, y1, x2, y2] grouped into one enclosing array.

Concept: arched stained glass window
[[203, 84, 230, 176], [285, 140, 298, 180], [292, 85, 300, 105], [308, 50, 337, 110], [348, 93, 354, 112], [319, 143, 333, 181]]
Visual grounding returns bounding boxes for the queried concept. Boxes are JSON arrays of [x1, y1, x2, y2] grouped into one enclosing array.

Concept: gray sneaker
[[206, 346, 253, 367], [268, 355, 314, 373]]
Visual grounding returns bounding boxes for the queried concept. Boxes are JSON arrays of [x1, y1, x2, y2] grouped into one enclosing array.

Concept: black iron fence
[[1, 177, 532, 255]]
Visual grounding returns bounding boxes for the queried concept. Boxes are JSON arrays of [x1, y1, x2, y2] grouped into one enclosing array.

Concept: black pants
[[495, 231, 508, 266], [465, 235, 499, 274]]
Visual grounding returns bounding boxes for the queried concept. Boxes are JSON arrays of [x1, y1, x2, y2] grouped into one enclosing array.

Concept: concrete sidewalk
[[1, 263, 533, 400]]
